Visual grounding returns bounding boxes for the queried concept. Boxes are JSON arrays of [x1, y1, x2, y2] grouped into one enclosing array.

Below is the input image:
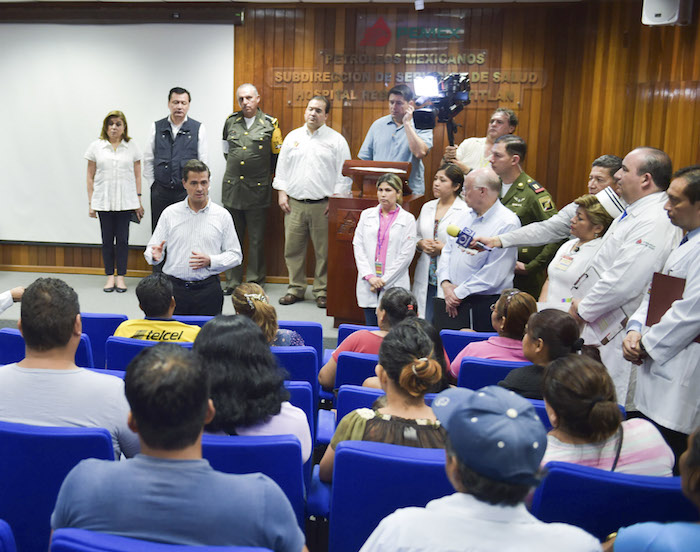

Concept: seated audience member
[[498, 309, 593, 400], [542, 354, 673, 476], [449, 288, 537, 381], [0, 286, 24, 316], [0, 277, 138, 459], [193, 316, 311, 462], [319, 320, 446, 482], [364, 317, 451, 393], [539, 194, 614, 305], [318, 287, 418, 391], [603, 427, 700, 552], [232, 282, 304, 346], [51, 343, 306, 551], [360, 386, 601, 552], [113, 274, 200, 342]]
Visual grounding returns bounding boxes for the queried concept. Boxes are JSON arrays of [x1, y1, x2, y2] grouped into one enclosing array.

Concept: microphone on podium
[[446, 224, 492, 252]]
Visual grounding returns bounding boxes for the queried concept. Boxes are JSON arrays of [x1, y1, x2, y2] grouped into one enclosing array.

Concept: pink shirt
[[449, 336, 527, 379], [331, 330, 384, 362]]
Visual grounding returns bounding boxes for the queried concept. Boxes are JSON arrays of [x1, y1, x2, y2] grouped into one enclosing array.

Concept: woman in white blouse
[[353, 173, 417, 326], [86, 111, 143, 293], [539, 194, 613, 306], [412, 164, 468, 321]]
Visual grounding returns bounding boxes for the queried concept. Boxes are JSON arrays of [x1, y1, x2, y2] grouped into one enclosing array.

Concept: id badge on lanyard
[[554, 255, 574, 271]]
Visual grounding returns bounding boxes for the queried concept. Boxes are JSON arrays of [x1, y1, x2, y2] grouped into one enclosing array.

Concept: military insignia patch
[[529, 181, 545, 194], [538, 196, 554, 211]]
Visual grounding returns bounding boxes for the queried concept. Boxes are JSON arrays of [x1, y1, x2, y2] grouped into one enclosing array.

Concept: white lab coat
[[577, 192, 681, 406], [628, 229, 700, 434], [353, 205, 417, 309], [412, 197, 469, 317]]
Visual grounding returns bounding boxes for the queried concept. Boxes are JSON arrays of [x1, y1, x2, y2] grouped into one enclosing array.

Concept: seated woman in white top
[[193, 316, 312, 462], [539, 194, 614, 306], [353, 173, 417, 326], [413, 164, 468, 322], [541, 354, 674, 476]]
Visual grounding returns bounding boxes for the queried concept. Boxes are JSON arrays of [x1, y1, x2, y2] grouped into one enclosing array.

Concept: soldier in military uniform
[[221, 84, 283, 294], [489, 135, 560, 298]]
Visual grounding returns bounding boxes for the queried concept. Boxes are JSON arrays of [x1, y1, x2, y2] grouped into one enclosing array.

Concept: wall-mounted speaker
[[642, 0, 693, 25]]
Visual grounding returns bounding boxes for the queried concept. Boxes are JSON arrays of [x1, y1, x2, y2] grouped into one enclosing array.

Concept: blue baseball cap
[[432, 386, 547, 486]]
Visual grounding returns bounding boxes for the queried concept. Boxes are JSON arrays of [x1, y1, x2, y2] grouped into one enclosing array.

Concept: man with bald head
[[570, 147, 681, 406], [434, 168, 520, 331], [221, 83, 283, 293]]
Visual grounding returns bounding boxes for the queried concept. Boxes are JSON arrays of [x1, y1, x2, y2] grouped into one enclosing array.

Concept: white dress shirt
[[455, 136, 490, 171], [142, 116, 208, 187], [85, 139, 141, 211], [144, 198, 241, 281], [272, 124, 351, 199], [436, 201, 520, 300], [0, 290, 14, 316]]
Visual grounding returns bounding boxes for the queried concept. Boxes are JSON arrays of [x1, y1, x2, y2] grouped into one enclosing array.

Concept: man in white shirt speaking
[[273, 96, 352, 310], [145, 160, 241, 316]]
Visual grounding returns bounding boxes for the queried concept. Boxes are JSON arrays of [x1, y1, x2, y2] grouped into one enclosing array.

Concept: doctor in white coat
[[623, 165, 700, 465], [570, 147, 680, 407], [413, 164, 469, 321], [353, 173, 417, 326]]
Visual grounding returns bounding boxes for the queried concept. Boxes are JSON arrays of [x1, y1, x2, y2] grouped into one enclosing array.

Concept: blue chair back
[[336, 385, 437, 423], [278, 321, 323, 368], [0, 421, 114, 552], [283, 380, 314, 488], [328, 441, 453, 552], [532, 461, 699, 540], [80, 313, 128, 368], [0, 520, 16, 552], [171, 315, 214, 327], [336, 324, 378, 346], [335, 352, 379, 388], [50, 528, 271, 551], [0, 328, 94, 368], [270, 346, 319, 410], [457, 356, 529, 389], [439, 330, 497, 362], [105, 337, 193, 371], [201, 434, 305, 529]]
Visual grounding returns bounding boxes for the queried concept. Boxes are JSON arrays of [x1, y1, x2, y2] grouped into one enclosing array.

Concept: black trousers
[[432, 294, 499, 333], [169, 275, 224, 316], [97, 211, 131, 276], [151, 183, 187, 232]]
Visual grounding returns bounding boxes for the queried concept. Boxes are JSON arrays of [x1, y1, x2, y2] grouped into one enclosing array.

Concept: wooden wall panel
[[6, 1, 699, 276]]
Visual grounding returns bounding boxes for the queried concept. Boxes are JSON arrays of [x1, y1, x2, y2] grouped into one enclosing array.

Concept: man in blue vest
[[144, 87, 209, 232]]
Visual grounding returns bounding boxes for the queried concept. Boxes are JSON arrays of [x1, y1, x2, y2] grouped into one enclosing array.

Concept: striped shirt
[[144, 198, 242, 281], [541, 418, 674, 476]]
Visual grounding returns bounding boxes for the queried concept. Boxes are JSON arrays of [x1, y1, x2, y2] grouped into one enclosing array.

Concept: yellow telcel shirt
[[113, 319, 200, 342]]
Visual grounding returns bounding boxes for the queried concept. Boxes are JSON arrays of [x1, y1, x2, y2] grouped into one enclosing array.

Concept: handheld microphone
[[446, 224, 492, 251]]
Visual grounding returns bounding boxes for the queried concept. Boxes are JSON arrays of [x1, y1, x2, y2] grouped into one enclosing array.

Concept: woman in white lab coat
[[412, 164, 468, 321], [353, 173, 417, 325]]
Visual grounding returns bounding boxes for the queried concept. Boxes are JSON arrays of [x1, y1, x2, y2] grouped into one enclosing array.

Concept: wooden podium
[[327, 160, 424, 326]]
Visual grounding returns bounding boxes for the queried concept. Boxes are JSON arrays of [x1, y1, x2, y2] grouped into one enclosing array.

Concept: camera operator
[[358, 84, 433, 194]]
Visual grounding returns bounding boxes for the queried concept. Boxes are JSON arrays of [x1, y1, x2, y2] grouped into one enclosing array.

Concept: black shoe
[[223, 288, 233, 296], [279, 294, 301, 305], [115, 287, 127, 293], [103, 286, 115, 293]]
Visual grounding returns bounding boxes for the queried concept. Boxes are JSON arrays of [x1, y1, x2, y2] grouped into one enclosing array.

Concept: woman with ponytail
[[541, 354, 673, 476], [498, 309, 596, 400], [232, 283, 304, 346], [319, 319, 446, 482]]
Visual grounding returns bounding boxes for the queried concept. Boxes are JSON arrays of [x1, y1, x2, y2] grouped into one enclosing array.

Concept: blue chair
[[336, 385, 437, 425], [439, 330, 497, 362], [0, 520, 16, 552], [0, 421, 114, 552], [323, 324, 379, 364], [328, 441, 453, 552], [278, 321, 323, 369], [0, 328, 94, 367], [105, 336, 193, 371], [201, 434, 305, 529], [335, 352, 379, 389], [457, 356, 529, 389], [283, 380, 314, 488], [80, 313, 128, 369], [270, 346, 319, 412], [171, 315, 214, 327], [51, 528, 270, 551], [532, 461, 699, 540]]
